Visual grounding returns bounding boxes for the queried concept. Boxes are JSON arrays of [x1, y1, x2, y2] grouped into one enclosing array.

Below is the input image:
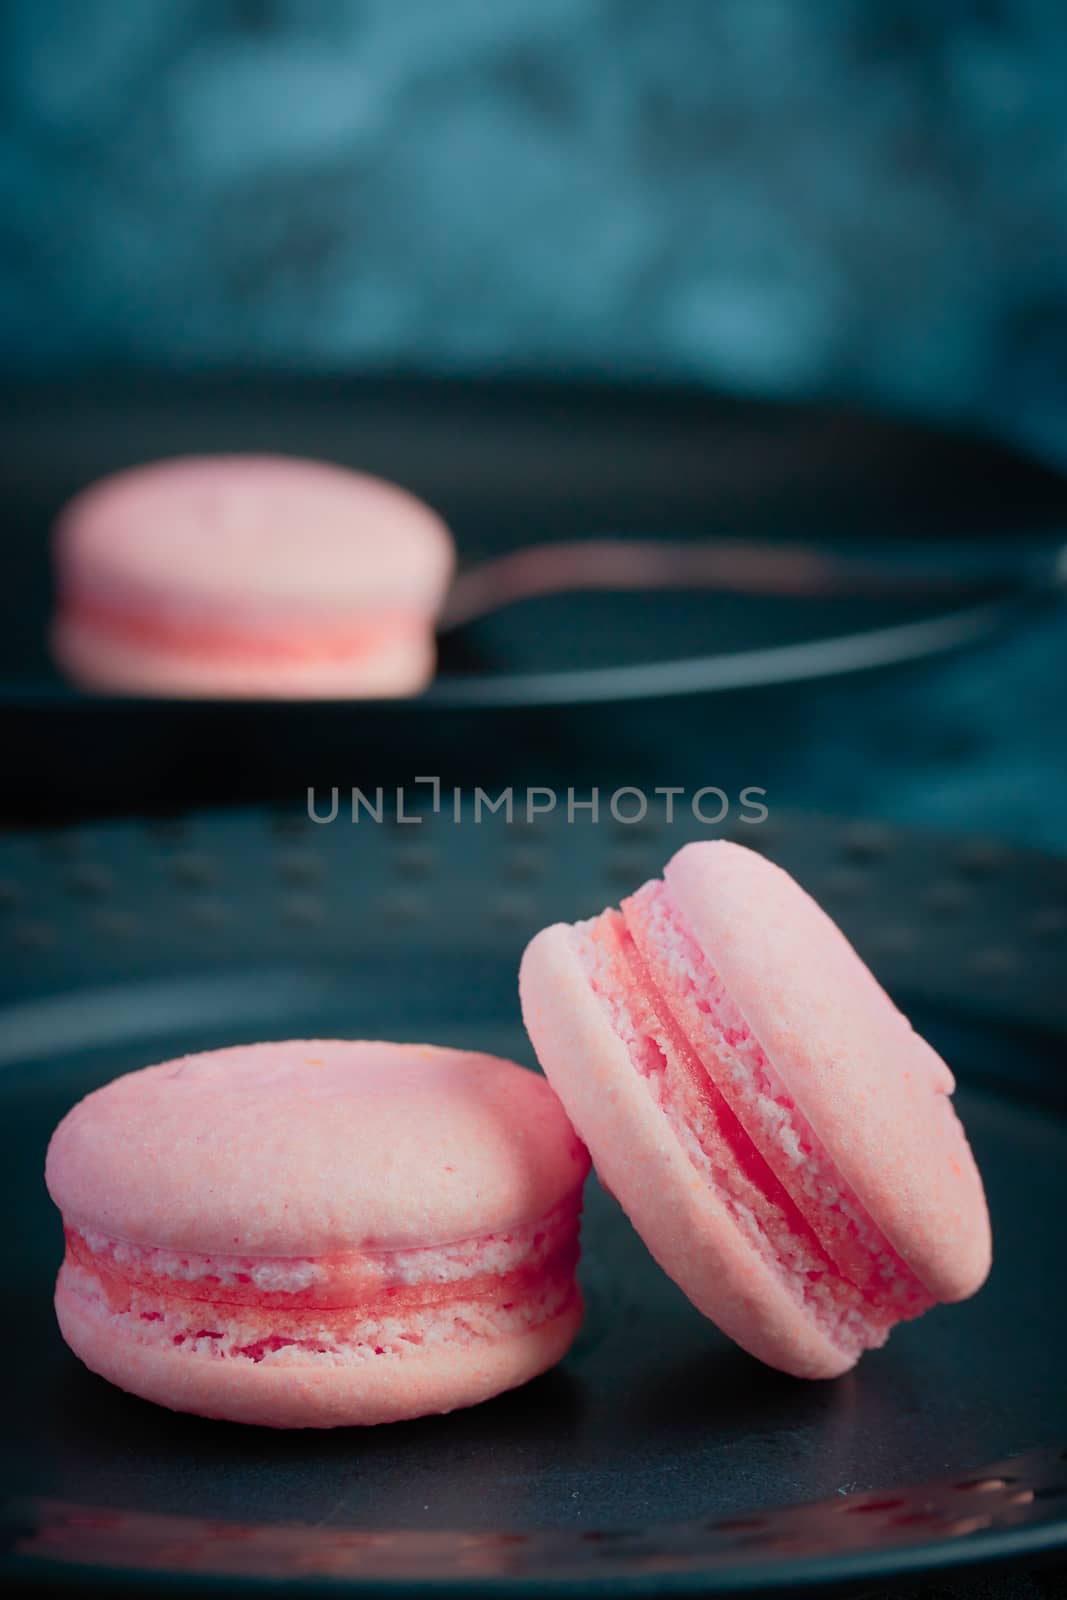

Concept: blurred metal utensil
[[439, 537, 1067, 630]]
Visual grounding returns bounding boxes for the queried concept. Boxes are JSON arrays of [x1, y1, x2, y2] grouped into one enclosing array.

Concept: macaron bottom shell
[[56, 1275, 582, 1429], [52, 610, 437, 699], [55, 1199, 583, 1428]]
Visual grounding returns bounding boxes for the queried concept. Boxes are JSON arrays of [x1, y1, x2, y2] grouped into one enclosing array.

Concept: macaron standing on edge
[[51, 455, 456, 698], [46, 1041, 590, 1427], [519, 840, 991, 1380]]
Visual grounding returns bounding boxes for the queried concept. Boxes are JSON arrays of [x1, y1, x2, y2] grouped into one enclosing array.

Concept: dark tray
[[3, 375, 1066, 822], [2, 805, 1066, 1596]]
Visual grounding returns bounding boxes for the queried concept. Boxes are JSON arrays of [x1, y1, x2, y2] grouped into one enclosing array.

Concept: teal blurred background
[[3, 0, 1067, 466]]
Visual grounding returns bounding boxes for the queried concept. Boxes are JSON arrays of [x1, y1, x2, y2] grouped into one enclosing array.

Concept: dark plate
[[2, 375, 1066, 821], [2, 806, 1066, 1596]]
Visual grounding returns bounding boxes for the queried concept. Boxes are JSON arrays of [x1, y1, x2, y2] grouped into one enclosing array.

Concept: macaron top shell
[[55, 455, 455, 622], [663, 842, 990, 1302], [46, 1041, 589, 1256]]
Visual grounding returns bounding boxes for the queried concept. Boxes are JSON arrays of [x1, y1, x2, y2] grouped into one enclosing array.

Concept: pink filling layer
[[623, 882, 934, 1319], [574, 888, 930, 1362], [60, 1197, 581, 1366], [60, 590, 424, 665]]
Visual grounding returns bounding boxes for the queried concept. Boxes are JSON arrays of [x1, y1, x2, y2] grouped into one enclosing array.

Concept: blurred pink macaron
[[520, 840, 991, 1380], [51, 455, 455, 697], [46, 1041, 589, 1427]]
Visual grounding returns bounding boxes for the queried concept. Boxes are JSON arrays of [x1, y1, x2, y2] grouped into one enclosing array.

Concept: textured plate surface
[[2, 807, 1066, 1594]]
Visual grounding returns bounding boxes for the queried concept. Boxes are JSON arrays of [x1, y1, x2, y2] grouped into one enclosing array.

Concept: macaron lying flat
[[520, 841, 991, 1380], [51, 455, 455, 698], [46, 1041, 589, 1427]]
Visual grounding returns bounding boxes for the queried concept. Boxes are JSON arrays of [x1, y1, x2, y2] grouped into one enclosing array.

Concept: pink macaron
[[51, 455, 455, 698], [520, 840, 991, 1380], [46, 1041, 589, 1427]]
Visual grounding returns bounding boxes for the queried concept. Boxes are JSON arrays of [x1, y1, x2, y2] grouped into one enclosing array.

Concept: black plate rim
[[9, 1487, 1067, 1599]]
